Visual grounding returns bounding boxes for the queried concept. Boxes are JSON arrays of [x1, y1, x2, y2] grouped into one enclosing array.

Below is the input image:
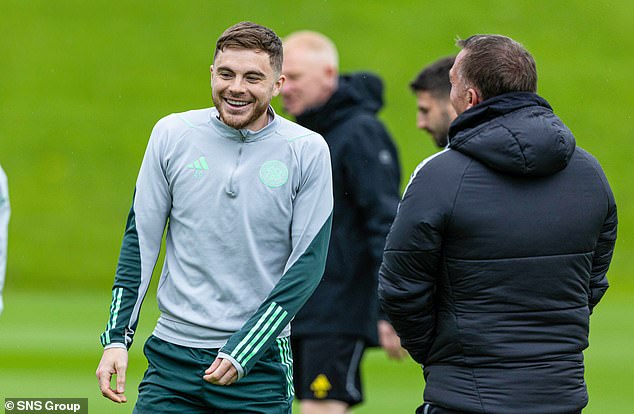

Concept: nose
[[417, 113, 428, 130], [227, 77, 246, 95]]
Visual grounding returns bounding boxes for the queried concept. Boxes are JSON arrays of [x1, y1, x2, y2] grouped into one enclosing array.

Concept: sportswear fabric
[[379, 92, 617, 413], [100, 107, 333, 379], [0, 165, 9, 315], [292, 73, 401, 344], [291, 336, 365, 406], [134, 335, 293, 414]]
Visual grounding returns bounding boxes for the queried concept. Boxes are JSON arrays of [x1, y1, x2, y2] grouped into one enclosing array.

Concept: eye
[[246, 75, 262, 83], [217, 71, 233, 80]]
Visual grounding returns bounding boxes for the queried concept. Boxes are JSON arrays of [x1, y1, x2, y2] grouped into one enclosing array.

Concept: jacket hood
[[296, 72, 384, 133], [448, 92, 576, 176]]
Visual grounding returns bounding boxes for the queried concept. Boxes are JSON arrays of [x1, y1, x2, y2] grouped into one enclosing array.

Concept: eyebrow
[[216, 66, 266, 78]]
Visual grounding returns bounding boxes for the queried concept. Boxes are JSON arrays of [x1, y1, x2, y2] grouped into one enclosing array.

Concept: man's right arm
[[378, 155, 454, 364], [96, 119, 172, 401]]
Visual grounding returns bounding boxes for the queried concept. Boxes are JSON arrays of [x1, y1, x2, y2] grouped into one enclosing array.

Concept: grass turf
[[1, 1, 633, 412], [0, 288, 632, 413]]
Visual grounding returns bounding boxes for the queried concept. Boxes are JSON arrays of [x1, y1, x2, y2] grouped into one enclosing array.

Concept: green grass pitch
[[1, 1, 633, 412]]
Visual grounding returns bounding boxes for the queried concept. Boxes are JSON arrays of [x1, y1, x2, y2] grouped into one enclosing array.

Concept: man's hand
[[96, 347, 128, 403], [203, 357, 238, 385], [378, 319, 407, 360]]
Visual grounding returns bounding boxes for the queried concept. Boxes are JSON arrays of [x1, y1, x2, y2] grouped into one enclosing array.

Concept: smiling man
[[96, 22, 333, 414]]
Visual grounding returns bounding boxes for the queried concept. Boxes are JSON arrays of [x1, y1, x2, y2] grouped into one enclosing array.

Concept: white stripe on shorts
[[345, 340, 365, 401]]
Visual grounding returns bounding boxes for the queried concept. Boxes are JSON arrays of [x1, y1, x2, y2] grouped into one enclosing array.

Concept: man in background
[[379, 34, 617, 413], [409, 56, 456, 148], [281, 31, 403, 414], [96, 22, 333, 414], [0, 164, 9, 316]]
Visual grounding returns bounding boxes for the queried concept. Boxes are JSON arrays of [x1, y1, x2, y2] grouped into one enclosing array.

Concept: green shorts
[[133, 335, 293, 414]]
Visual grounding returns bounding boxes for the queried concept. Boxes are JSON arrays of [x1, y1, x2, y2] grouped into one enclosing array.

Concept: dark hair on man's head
[[214, 22, 283, 74], [410, 55, 455, 99], [455, 34, 537, 101]]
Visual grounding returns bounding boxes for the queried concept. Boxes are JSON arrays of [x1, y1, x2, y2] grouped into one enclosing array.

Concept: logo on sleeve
[[259, 160, 288, 188], [378, 149, 393, 166]]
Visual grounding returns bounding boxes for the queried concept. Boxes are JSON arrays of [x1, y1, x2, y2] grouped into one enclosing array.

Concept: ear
[[324, 64, 337, 80], [271, 74, 286, 97], [466, 87, 481, 109]]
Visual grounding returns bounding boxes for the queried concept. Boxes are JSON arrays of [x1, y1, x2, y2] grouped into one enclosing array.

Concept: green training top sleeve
[[100, 119, 171, 349]]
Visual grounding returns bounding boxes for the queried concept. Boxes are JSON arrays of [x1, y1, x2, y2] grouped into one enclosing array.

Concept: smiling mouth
[[225, 98, 250, 107]]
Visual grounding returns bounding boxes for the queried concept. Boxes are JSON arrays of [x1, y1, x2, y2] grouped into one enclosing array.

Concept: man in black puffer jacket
[[282, 31, 403, 414], [379, 34, 617, 414]]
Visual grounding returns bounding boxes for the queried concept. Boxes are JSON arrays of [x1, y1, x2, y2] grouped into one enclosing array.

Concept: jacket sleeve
[[588, 178, 617, 313], [343, 118, 401, 321], [219, 135, 333, 379], [378, 154, 455, 364], [100, 118, 171, 349], [343, 117, 401, 270], [0, 166, 10, 315]]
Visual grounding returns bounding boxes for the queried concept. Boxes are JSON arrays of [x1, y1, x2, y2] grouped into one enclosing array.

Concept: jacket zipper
[[225, 131, 247, 197]]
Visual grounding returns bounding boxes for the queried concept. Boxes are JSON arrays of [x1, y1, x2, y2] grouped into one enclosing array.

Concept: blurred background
[[1, 1, 632, 412]]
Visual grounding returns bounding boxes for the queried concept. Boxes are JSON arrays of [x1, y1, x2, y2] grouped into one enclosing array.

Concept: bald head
[[281, 31, 339, 116], [284, 31, 339, 68]]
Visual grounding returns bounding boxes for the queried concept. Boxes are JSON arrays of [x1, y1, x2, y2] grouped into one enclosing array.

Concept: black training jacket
[[293, 73, 401, 343], [379, 92, 617, 413]]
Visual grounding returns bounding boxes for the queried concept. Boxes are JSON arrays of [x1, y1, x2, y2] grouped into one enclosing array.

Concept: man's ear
[[324, 64, 337, 79], [467, 87, 481, 109], [272, 74, 286, 97]]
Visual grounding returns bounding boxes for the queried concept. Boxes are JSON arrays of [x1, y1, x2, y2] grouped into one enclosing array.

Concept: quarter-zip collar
[[208, 106, 279, 142], [207, 106, 279, 198]]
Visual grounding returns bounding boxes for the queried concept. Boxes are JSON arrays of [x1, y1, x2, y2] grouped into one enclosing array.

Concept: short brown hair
[[214, 22, 283, 74], [456, 35, 537, 101], [410, 55, 455, 99]]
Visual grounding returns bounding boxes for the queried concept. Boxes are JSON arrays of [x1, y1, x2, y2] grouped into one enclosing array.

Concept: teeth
[[227, 99, 248, 106]]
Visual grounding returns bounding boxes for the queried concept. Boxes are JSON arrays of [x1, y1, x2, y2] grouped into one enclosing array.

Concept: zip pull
[[225, 138, 245, 198]]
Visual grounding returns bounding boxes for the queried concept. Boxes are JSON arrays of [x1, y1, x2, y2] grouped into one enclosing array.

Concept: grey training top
[[101, 107, 333, 378]]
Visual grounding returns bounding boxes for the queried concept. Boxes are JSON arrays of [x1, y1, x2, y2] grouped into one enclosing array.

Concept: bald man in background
[[282, 31, 403, 414]]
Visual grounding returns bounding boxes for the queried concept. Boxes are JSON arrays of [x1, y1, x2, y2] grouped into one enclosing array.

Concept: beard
[[213, 93, 270, 131], [433, 128, 449, 148], [432, 110, 454, 147]]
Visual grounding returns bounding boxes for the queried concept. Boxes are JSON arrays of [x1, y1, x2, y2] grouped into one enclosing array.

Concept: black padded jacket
[[379, 92, 617, 413], [293, 73, 401, 344]]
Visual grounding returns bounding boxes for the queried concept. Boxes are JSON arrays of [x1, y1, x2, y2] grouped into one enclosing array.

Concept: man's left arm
[[344, 119, 403, 355], [206, 136, 333, 383], [345, 119, 401, 270], [588, 179, 617, 313]]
